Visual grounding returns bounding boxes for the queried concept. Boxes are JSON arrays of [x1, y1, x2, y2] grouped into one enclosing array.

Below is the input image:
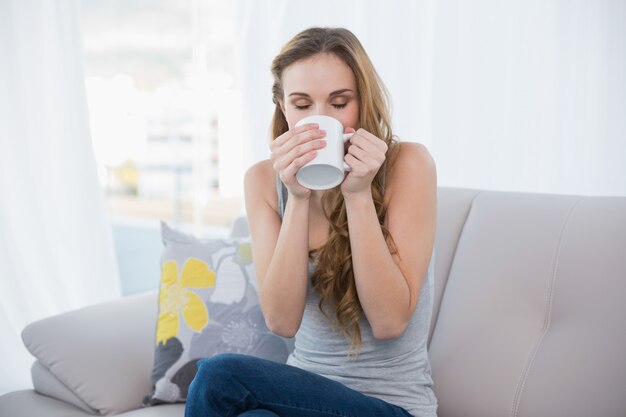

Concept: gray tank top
[[276, 177, 438, 417]]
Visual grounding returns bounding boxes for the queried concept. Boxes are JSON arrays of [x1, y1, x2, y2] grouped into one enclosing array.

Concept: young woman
[[186, 27, 438, 417]]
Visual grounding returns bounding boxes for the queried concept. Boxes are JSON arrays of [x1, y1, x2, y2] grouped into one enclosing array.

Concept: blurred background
[[1, 0, 624, 395]]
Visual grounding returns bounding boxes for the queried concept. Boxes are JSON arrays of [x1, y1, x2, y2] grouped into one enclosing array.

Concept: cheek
[[283, 109, 301, 130], [338, 104, 359, 129]]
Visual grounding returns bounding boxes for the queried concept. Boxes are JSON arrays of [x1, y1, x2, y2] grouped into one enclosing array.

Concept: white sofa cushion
[[430, 187, 481, 345], [429, 192, 626, 417], [0, 390, 185, 417], [31, 361, 96, 414], [0, 390, 94, 417], [21, 291, 158, 415]]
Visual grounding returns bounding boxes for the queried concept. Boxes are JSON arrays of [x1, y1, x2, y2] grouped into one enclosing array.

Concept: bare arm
[[244, 123, 326, 337], [343, 141, 437, 340], [244, 162, 310, 337]]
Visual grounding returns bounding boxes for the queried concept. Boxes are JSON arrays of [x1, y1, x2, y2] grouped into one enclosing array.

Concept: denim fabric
[[185, 353, 413, 417]]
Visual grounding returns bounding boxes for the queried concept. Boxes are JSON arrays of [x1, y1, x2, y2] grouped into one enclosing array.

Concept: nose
[[305, 103, 329, 118], [313, 107, 332, 118]]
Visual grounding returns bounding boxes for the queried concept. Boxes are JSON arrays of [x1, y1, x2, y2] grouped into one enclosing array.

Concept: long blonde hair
[[270, 27, 398, 352]]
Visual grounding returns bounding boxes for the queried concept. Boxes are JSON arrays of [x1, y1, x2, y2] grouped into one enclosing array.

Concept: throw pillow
[[143, 222, 293, 406]]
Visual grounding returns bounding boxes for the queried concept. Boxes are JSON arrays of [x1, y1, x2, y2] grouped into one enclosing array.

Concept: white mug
[[295, 115, 353, 190]]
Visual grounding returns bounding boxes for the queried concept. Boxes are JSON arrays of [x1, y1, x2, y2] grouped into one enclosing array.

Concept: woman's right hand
[[270, 123, 327, 200]]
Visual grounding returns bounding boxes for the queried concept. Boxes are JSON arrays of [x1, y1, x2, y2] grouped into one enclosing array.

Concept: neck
[[309, 190, 326, 212], [311, 190, 324, 200]]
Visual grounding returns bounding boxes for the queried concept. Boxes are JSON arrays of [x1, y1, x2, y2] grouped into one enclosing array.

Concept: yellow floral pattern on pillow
[[144, 224, 294, 406], [234, 242, 252, 265], [157, 258, 216, 345]]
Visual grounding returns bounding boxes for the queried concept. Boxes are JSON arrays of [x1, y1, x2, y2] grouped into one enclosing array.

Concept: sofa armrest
[[30, 360, 97, 414], [22, 291, 158, 415]]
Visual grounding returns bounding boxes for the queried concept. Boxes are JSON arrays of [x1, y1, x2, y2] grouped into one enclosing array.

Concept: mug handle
[[342, 133, 353, 171]]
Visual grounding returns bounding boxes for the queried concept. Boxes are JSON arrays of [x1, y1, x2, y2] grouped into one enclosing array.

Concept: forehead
[[282, 53, 356, 96]]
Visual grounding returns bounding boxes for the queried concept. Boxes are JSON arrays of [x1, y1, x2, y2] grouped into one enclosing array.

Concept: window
[[81, 0, 243, 235]]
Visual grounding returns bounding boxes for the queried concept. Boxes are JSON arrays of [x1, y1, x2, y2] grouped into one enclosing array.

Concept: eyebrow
[[288, 89, 354, 98]]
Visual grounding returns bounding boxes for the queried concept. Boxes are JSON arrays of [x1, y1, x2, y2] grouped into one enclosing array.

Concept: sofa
[[1, 186, 625, 417]]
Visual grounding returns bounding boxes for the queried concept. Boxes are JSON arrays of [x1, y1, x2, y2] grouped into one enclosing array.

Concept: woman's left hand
[[340, 128, 388, 196]]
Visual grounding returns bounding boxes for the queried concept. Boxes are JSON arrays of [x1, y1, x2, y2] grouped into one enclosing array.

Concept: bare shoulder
[[245, 159, 275, 185], [244, 159, 278, 212], [385, 142, 437, 200]]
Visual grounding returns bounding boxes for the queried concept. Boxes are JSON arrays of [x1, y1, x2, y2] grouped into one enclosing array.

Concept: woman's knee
[[188, 354, 243, 402], [196, 353, 234, 378], [187, 354, 260, 414], [194, 353, 255, 385]]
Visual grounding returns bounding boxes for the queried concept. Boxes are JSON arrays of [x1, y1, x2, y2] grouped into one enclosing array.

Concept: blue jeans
[[185, 353, 413, 417]]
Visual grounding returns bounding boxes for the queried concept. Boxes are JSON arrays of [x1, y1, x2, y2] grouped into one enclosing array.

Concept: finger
[[354, 128, 389, 151], [347, 141, 387, 171], [349, 135, 388, 161], [344, 153, 366, 172], [284, 138, 326, 165], [273, 123, 319, 147], [347, 144, 374, 165], [282, 149, 319, 183], [274, 139, 325, 173], [271, 139, 320, 172], [272, 127, 326, 155], [274, 123, 319, 147], [348, 147, 384, 172], [354, 128, 379, 143], [348, 136, 383, 160]]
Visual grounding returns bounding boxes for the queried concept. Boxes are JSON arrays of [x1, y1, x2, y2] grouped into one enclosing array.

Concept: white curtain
[[235, 0, 626, 196], [0, 0, 121, 394]]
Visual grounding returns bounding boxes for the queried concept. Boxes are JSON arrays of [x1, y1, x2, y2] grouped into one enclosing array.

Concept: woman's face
[[280, 53, 359, 130]]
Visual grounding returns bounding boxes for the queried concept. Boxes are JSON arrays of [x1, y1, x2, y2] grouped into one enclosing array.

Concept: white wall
[[235, 0, 626, 196]]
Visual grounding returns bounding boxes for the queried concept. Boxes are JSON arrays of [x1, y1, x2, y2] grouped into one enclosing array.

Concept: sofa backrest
[[429, 187, 626, 417]]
